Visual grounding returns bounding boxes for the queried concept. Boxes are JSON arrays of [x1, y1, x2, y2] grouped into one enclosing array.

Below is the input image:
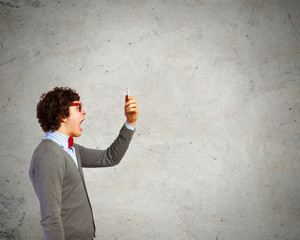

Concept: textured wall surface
[[1, 0, 300, 239]]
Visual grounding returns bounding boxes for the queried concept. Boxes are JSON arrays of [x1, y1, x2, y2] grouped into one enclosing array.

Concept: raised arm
[[76, 124, 135, 167]]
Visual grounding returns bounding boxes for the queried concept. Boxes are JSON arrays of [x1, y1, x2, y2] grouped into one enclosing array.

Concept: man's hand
[[125, 96, 139, 127]]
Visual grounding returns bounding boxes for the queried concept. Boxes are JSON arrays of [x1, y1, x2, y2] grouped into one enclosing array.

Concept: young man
[[29, 87, 139, 240]]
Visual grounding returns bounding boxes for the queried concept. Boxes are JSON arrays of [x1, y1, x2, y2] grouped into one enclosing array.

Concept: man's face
[[64, 101, 86, 137]]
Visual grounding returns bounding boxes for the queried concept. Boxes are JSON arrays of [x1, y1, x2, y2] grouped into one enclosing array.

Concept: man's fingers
[[125, 100, 136, 107], [125, 96, 136, 103], [125, 97, 138, 112], [126, 106, 138, 112]]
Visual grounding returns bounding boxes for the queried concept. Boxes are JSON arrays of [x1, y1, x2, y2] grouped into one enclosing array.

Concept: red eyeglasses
[[71, 102, 83, 112]]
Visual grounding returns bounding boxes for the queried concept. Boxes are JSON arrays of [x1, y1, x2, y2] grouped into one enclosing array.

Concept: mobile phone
[[126, 88, 130, 101]]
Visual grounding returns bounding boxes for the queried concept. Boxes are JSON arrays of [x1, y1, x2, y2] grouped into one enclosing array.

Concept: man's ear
[[59, 115, 67, 123]]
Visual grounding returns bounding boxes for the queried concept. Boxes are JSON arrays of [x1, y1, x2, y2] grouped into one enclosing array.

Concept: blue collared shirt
[[43, 123, 135, 168], [43, 131, 79, 168]]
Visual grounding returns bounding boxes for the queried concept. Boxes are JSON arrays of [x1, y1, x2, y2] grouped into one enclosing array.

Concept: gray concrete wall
[[1, 0, 299, 239]]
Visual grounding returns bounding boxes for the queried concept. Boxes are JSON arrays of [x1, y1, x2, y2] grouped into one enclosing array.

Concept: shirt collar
[[43, 131, 71, 149]]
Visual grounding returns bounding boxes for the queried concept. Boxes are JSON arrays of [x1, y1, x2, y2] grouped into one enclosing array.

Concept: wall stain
[[28, 0, 40, 8], [0, 57, 16, 67], [18, 212, 25, 228], [0, 1, 20, 8], [0, 194, 24, 227], [0, 229, 21, 240], [0, 0, 40, 8]]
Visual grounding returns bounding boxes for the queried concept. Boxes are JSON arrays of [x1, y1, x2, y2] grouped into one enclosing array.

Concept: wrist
[[126, 121, 136, 127], [125, 122, 136, 131]]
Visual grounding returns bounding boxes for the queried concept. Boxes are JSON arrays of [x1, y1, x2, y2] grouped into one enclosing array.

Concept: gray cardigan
[[29, 125, 135, 240]]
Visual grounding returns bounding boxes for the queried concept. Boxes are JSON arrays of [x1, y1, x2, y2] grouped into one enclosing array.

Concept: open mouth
[[80, 118, 85, 131]]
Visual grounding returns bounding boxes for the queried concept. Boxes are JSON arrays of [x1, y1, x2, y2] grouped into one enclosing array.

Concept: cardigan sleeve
[[76, 124, 135, 168], [30, 151, 65, 240]]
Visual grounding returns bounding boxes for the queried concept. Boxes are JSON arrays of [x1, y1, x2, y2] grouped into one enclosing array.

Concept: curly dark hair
[[37, 87, 80, 132]]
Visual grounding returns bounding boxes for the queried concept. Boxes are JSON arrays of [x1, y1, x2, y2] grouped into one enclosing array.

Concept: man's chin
[[72, 131, 82, 138]]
